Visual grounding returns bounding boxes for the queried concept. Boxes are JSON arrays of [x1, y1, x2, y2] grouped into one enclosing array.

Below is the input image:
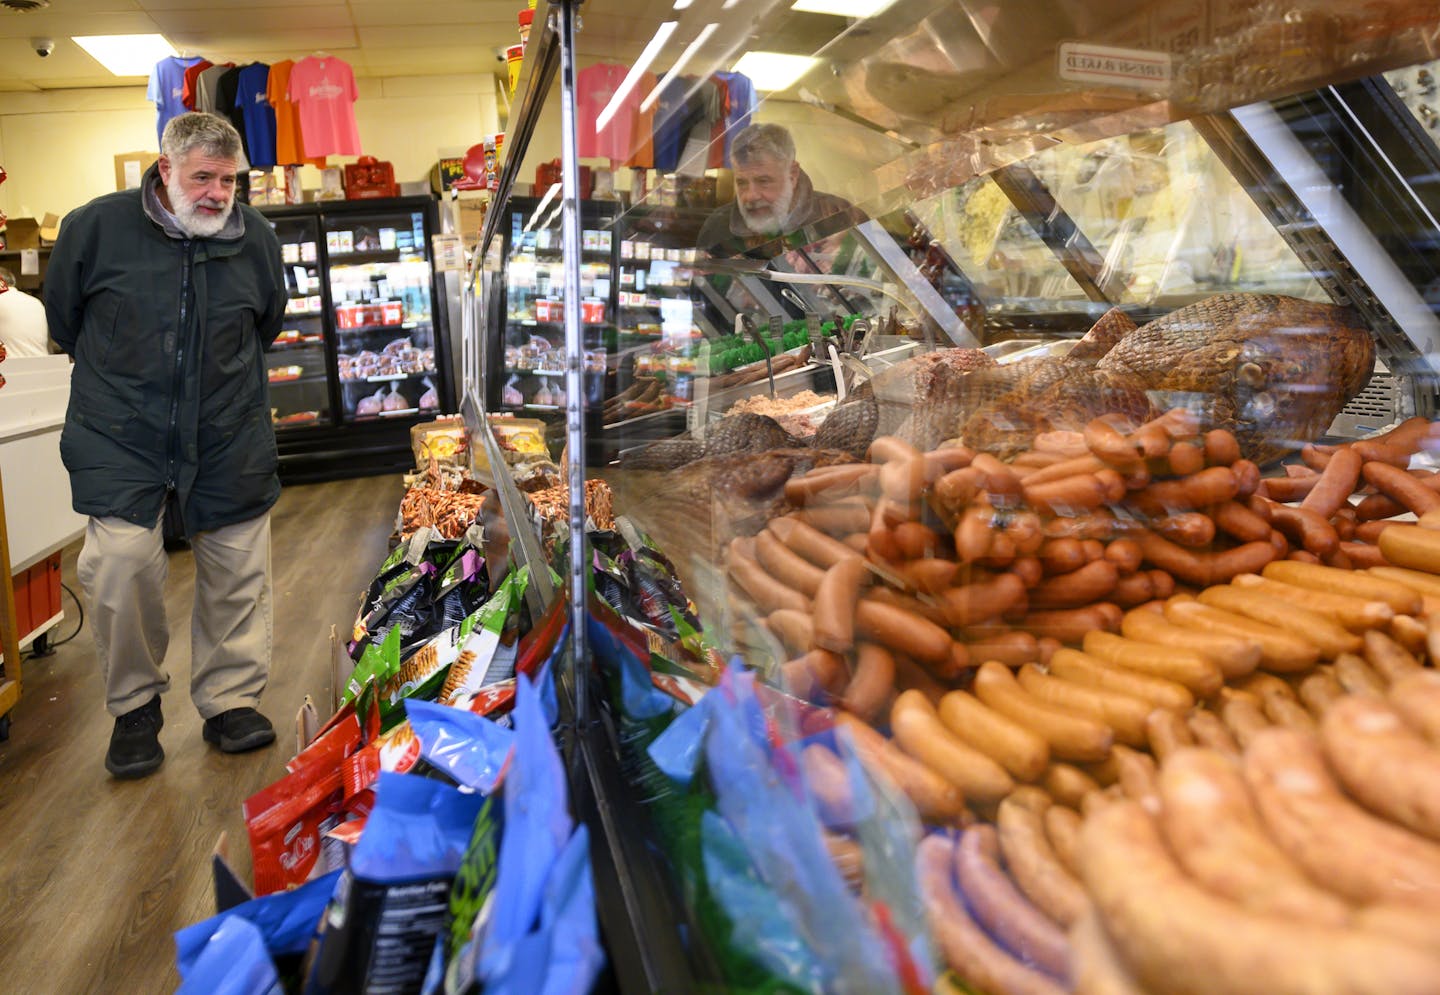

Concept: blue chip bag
[[471, 674, 574, 991], [176, 916, 283, 995], [174, 869, 341, 982], [405, 699, 515, 794]]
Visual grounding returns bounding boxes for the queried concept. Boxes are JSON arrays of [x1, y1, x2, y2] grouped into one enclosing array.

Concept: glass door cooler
[[265, 214, 331, 430], [260, 196, 455, 481]]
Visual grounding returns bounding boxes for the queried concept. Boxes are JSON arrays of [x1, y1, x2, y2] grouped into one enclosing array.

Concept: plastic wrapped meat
[[420, 377, 439, 410], [356, 387, 386, 417], [382, 383, 408, 411], [502, 376, 523, 407]]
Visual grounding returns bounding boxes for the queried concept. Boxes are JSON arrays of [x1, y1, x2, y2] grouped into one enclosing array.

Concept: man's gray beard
[[166, 175, 233, 238], [738, 184, 795, 236]]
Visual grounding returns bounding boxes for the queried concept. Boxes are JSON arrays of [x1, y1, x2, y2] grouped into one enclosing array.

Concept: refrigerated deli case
[[466, 2, 1440, 992], [259, 197, 456, 481]]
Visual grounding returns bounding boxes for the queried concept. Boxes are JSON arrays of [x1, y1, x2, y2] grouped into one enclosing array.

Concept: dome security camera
[[33, 37, 55, 58]]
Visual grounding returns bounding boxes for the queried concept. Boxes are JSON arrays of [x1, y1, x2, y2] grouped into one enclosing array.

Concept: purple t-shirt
[[147, 55, 204, 147]]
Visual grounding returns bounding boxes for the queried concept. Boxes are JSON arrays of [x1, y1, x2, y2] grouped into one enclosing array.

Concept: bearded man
[[697, 122, 867, 258], [45, 112, 285, 778]]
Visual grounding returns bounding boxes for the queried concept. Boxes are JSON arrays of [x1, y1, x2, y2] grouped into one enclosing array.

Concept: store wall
[[0, 73, 502, 222]]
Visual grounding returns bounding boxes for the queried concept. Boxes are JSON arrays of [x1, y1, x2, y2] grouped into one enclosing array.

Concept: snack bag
[[341, 625, 402, 710], [700, 810, 826, 993], [467, 675, 573, 990], [405, 699, 514, 794], [703, 667, 904, 994], [302, 773, 485, 995], [175, 916, 283, 995], [443, 791, 503, 977], [175, 869, 341, 989], [245, 716, 361, 895], [438, 570, 526, 707]]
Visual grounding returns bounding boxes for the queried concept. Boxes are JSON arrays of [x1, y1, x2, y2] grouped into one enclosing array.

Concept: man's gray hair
[[161, 112, 243, 163], [731, 123, 795, 167], [0, 266, 17, 286]]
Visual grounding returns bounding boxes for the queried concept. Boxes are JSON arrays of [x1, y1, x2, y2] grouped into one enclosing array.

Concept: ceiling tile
[[147, 5, 350, 34], [347, 1, 517, 28], [0, 10, 160, 39]]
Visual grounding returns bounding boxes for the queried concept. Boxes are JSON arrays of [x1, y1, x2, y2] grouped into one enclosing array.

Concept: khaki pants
[[77, 512, 272, 718]]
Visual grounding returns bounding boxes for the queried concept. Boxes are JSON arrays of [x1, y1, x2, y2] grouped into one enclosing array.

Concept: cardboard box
[[1, 217, 40, 250], [453, 193, 488, 249], [115, 151, 158, 191]]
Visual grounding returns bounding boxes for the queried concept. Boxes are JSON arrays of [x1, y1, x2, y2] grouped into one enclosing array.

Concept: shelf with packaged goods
[[267, 337, 327, 352], [267, 372, 329, 386], [511, 319, 614, 330], [326, 248, 425, 266], [271, 411, 327, 430], [334, 320, 430, 337], [341, 370, 438, 384]]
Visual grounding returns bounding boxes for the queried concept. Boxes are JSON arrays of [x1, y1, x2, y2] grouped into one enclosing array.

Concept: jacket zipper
[[165, 239, 194, 490]]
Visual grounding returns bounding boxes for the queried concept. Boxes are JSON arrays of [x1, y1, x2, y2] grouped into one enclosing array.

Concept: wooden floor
[[0, 474, 403, 993]]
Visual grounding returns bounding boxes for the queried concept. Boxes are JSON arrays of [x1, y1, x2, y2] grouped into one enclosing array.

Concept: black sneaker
[[106, 696, 164, 779], [202, 708, 276, 753]]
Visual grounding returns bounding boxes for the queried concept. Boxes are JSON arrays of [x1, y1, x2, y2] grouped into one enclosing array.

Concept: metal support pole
[[555, 0, 589, 725]]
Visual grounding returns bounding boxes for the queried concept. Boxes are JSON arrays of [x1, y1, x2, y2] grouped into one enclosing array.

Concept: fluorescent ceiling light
[[673, 0, 694, 8], [641, 23, 719, 112], [72, 34, 177, 76], [791, 0, 896, 16], [731, 51, 817, 91], [596, 21, 677, 133]]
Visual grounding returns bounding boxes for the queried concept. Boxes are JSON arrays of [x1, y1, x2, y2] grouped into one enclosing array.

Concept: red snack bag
[[243, 761, 346, 896], [341, 719, 422, 802]]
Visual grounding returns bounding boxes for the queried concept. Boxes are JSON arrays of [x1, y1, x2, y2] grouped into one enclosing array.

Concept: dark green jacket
[[44, 162, 286, 534]]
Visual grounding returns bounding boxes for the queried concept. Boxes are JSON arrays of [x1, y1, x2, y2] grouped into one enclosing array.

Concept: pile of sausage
[[1067, 675, 1440, 995], [718, 411, 1440, 993]]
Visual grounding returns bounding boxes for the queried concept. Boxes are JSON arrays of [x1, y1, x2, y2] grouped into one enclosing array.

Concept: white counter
[[0, 354, 85, 573]]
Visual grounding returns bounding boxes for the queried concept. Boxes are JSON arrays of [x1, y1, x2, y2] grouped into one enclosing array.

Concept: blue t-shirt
[[147, 55, 204, 147], [713, 72, 757, 168], [235, 63, 277, 168]]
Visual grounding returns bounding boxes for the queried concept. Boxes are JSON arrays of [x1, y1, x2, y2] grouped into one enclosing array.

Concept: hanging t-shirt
[[288, 55, 361, 157], [576, 62, 637, 165], [182, 59, 212, 111], [235, 63, 277, 168], [707, 76, 730, 169], [147, 55, 204, 146], [623, 71, 657, 170], [194, 63, 234, 114], [712, 71, 758, 167], [652, 76, 722, 173], [216, 66, 248, 142], [266, 60, 326, 168]]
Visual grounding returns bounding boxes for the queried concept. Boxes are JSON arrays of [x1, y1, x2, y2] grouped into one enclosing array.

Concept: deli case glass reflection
[[260, 196, 454, 481], [485, 195, 617, 426]]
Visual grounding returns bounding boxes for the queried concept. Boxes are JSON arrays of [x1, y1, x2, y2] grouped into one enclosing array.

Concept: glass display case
[[266, 214, 331, 429], [260, 196, 455, 481], [465, 2, 1440, 991]]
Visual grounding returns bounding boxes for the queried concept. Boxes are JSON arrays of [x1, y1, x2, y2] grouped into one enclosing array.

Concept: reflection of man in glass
[[698, 123, 866, 258]]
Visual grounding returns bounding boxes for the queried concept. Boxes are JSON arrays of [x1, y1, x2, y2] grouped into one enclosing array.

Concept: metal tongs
[[738, 313, 779, 399]]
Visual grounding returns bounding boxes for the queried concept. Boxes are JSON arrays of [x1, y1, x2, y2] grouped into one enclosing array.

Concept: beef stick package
[[302, 772, 484, 995]]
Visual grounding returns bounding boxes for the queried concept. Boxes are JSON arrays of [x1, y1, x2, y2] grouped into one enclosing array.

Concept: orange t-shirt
[[267, 59, 327, 168], [623, 71, 657, 169]]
